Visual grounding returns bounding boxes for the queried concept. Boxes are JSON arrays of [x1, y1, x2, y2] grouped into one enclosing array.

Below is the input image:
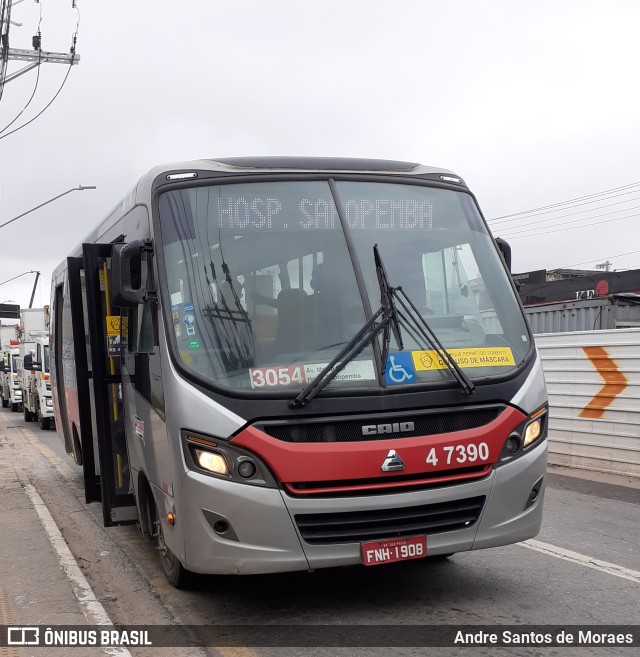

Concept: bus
[[50, 157, 548, 587]]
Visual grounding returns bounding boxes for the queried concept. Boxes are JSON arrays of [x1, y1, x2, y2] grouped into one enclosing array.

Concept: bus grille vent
[[259, 407, 502, 443], [294, 496, 485, 544]]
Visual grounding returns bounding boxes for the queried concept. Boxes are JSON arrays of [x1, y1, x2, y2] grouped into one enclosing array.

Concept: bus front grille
[[294, 496, 486, 545], [257, 406, 503, 443]]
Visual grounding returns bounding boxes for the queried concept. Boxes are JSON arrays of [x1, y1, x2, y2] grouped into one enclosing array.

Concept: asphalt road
[[2, 408, 639, 657]]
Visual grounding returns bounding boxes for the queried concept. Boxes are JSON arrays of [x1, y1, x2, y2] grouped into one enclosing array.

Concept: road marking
[[23, 483, 133, 657], [579, 346, 627, 419], [520, 538, 640, 583]]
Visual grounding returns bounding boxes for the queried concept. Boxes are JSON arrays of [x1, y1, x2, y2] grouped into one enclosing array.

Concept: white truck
[[13, 308, 54, 429], [0, 346, 22, 412], [18, 336, 55, 429], [0, 324, 18, 349]]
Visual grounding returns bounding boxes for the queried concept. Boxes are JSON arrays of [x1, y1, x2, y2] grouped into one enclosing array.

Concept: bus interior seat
[[272, 288, 312, 357]]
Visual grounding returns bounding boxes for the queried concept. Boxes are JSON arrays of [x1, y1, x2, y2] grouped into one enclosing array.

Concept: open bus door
[[68, 243, 137, 526]]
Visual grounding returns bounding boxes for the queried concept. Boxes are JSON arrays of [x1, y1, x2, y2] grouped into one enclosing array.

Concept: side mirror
[[495, 237, 512, 273], [23, 354, 41, 370], [111, 241, 148, 308], [0, 362, 5, 373]]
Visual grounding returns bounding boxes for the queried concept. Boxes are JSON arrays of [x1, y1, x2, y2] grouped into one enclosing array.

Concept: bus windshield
[[158, 180, 531, 394]]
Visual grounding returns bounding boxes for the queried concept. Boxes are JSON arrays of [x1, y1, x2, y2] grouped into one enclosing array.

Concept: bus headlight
[[497, 405, 547, 465], [45, 398, 53, 407], [182, 430, 277, 488], [523, 418, 542, 447], [194, 449, 230, 477]]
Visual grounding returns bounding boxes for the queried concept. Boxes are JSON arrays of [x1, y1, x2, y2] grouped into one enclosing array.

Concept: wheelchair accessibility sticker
[[385, 352, 416, 385]]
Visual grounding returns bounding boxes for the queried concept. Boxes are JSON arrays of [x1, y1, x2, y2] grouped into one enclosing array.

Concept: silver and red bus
[[50, 157, 547, 587]]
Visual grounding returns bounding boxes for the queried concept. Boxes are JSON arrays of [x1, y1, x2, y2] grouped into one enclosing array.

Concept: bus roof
[[52, 157, 468, 275]]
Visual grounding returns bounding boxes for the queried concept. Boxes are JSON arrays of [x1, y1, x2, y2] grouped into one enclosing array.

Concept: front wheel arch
[[137, 473, 192, 588]]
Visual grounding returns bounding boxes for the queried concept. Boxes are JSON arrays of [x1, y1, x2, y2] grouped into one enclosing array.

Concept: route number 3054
[[426, 442, 490, 467]]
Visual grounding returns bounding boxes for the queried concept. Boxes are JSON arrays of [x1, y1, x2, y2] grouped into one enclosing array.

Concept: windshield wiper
[[391, 285, 475, 396], [291, 245, 473, 409], [374, 243, 403, 376], [374, 244, 474, 396], [290, 245, 403, 408], [289, 297, 398, 409]]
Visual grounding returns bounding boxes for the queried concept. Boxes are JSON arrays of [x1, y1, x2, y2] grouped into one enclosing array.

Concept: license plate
[[361, 535, 427, 566]]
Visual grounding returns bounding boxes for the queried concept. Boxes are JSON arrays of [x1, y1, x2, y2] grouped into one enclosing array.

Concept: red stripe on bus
[[231, 406, 526, 484]]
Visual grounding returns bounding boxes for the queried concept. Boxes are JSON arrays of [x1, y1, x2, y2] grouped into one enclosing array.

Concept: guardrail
[[535, 328, 640, 478]]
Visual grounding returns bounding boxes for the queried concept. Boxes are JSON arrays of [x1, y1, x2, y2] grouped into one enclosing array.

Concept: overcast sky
[[1, 0, 640, 310]]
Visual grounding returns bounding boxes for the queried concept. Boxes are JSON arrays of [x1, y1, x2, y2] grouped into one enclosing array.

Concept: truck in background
[[11, 308, 53, 428], [18, 334, 55, 429], [0, 324, 18, 349], [0, 344, 21, 412], [1, 323, 20, 410]]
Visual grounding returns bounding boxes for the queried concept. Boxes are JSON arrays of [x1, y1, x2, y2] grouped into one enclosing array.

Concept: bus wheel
[[38, 413, 49, 430], [1, 395, 7, 408], [10, 402, 19, 412], [146, 491, 192, 589], [24, 405, 33, 422]]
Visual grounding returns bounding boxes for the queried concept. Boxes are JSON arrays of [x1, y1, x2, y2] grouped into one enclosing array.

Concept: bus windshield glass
[[158, 180, 531, 393]]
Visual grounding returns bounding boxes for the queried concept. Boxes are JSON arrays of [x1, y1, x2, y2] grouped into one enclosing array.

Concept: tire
[[10, 402, 19, 412], [145, 487, 192, 589], [24, 405, 33, 422], [1, 395, 7, 408], [39, 413, 48, 430]]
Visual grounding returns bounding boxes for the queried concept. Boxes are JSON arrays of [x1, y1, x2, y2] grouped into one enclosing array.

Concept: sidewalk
[[0, 411, 129, 656]]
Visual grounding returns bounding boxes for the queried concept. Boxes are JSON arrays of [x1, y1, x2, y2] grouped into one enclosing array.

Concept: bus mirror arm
[[111, 241, 151, 308]]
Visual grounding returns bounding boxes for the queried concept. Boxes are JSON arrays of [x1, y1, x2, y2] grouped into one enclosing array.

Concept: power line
[[0, 0, 14, 107], [500, 210, 640, 239], [490, 180, 640, 222], [0, 57, 73, 141], [0, 0, 80, 113], [489, 190, 640, 227], [0, 2, 43, 135], [557, 249, 640, 269], [498, 205, 640, 238]]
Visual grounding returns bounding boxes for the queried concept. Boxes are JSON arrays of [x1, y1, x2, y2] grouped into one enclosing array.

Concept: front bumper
[[177, 439, 547, 575]]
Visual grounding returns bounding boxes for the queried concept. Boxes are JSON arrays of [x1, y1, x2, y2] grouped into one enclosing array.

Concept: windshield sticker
[[183, 303, 196, 336], [107, 334, 127, 357], [188, 339, 201, 350], [304, 360, 376, 383], [385, 352, 416, 385], [171, 306, 181, 337], [106, 315, 127, 336], [412, 347, 516, 371], [249, 360, 375, 389], [250, 365, 306, 388], [171, 291, 183, 305]]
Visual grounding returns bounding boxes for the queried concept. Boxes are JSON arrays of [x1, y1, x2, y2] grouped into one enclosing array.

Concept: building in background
[[513, 268, 640, 333]]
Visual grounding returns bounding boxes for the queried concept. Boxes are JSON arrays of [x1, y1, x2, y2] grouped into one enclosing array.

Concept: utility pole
[[0, 0, 79, 99]]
